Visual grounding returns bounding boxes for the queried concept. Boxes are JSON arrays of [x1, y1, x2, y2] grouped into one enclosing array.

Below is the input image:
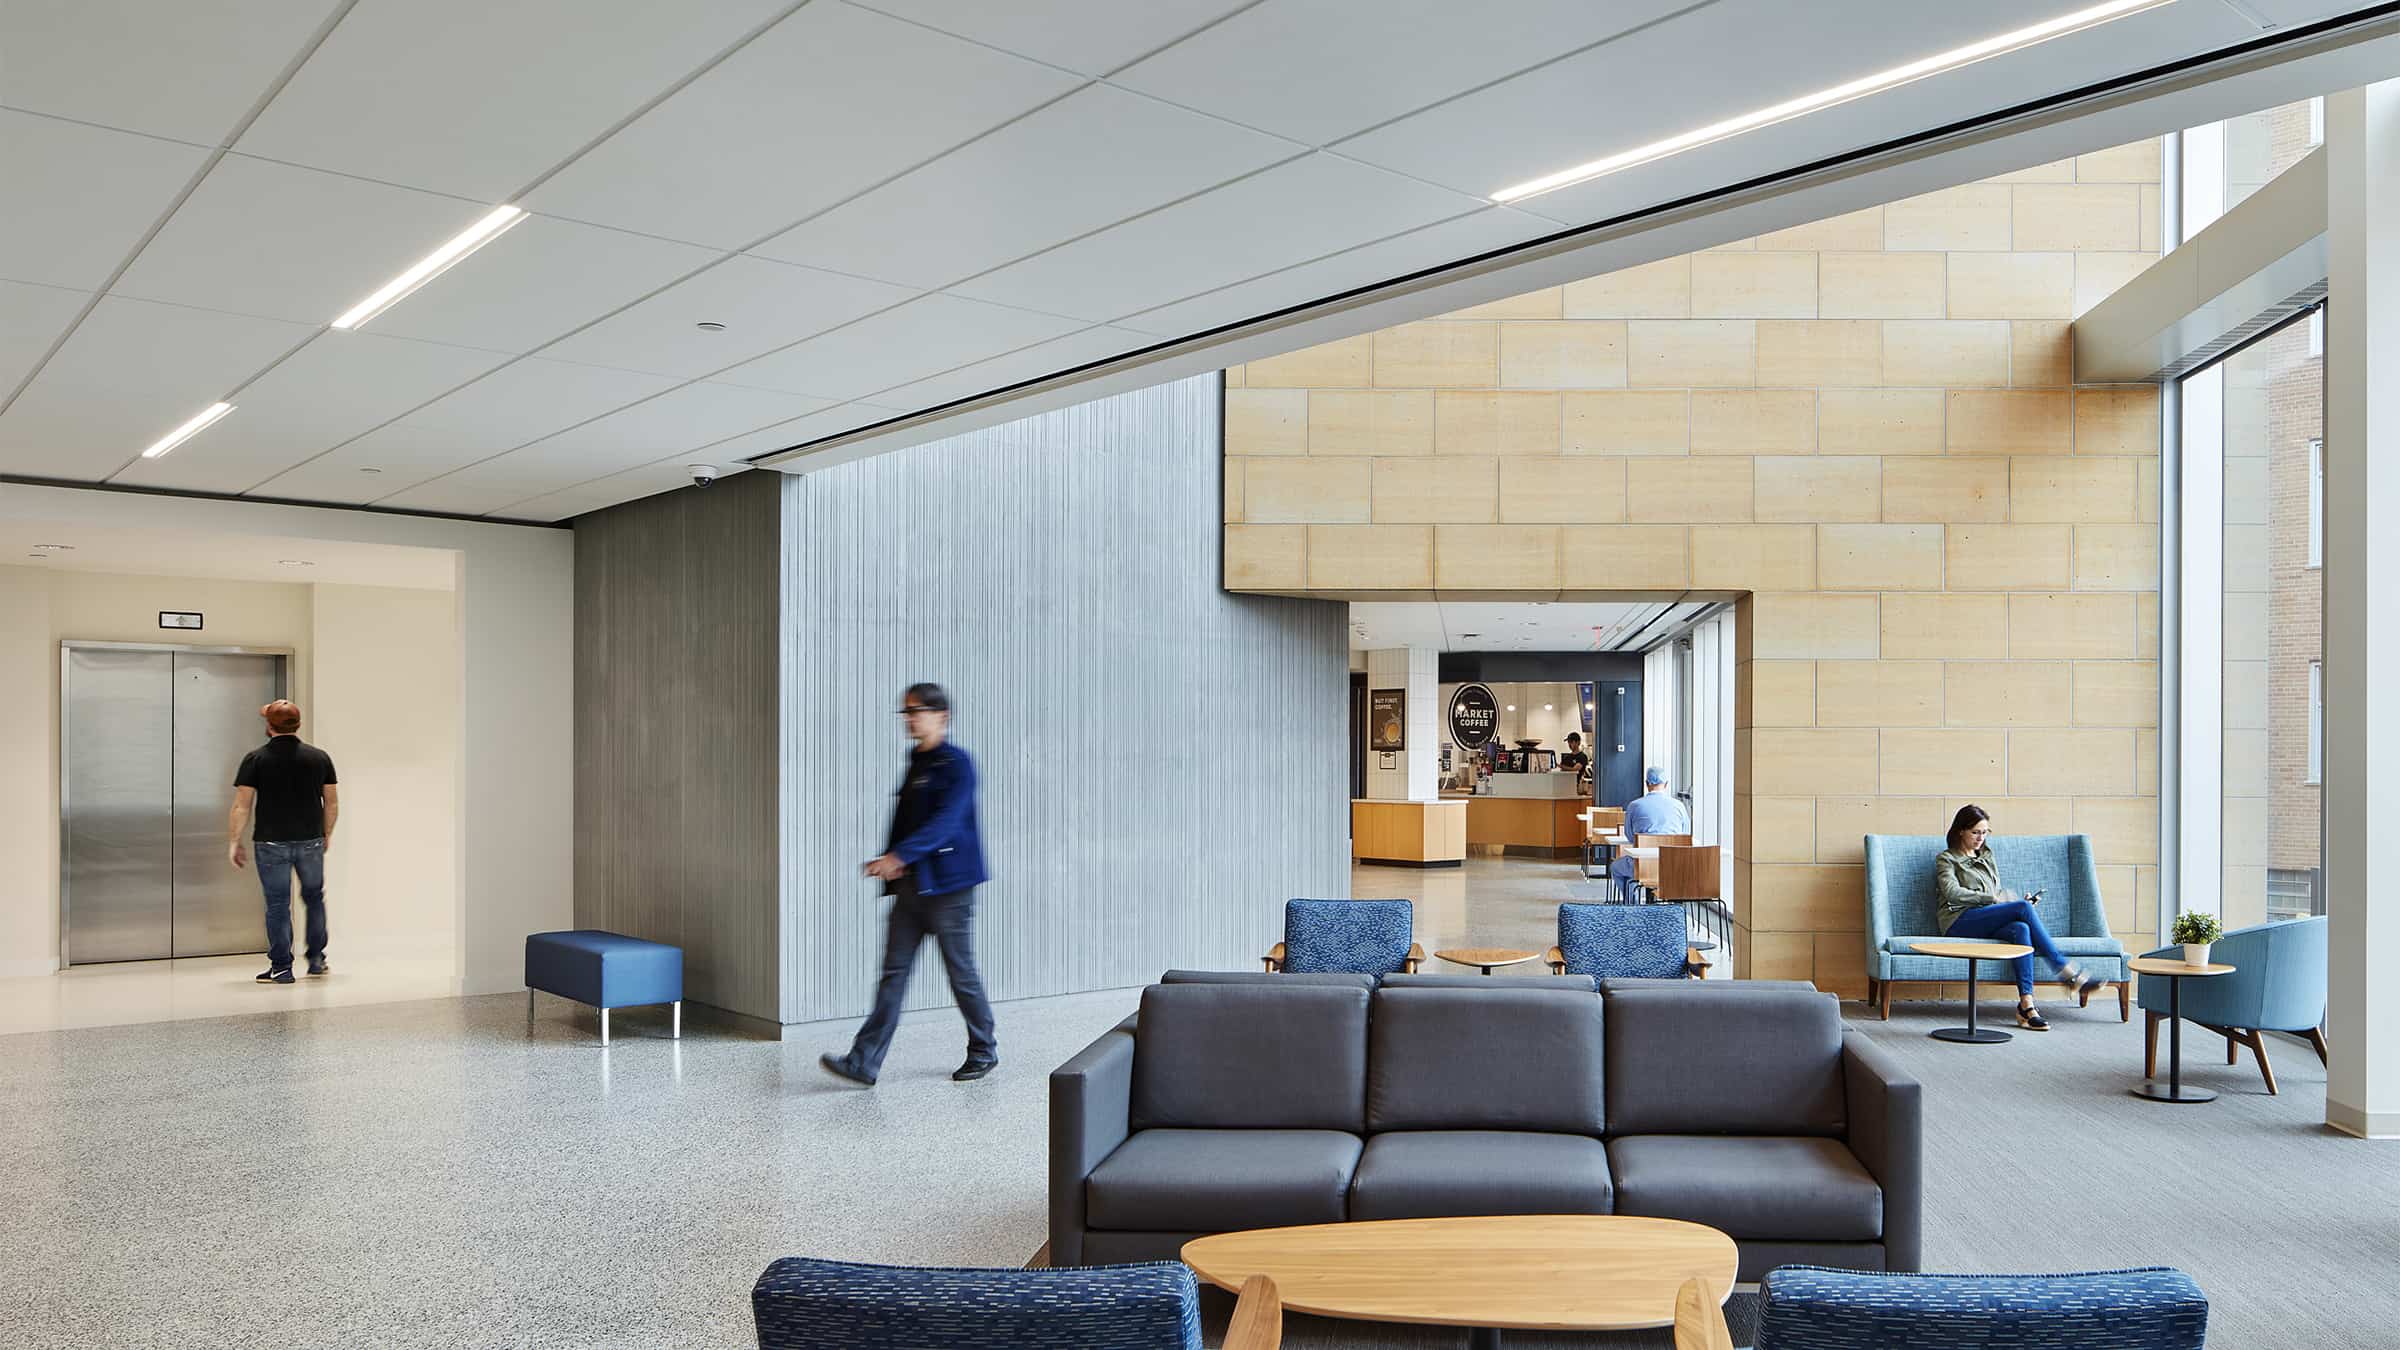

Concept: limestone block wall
[[1221, 143, 2166, 996]]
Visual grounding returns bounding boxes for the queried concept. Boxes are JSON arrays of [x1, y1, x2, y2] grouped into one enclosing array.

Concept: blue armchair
[[752, 1257, 1281, 1350], [1545, 902, 1707, 979], [1755, 1265, 2208, 1349], [1862, 834, 2129, 1021], [2138, 915, 2328, 1095], [1262, 898, 1422, 976]]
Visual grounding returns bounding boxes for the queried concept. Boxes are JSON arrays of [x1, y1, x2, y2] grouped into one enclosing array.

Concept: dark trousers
[[255, 838, 328, 971], [847, 879, 996, 1075]]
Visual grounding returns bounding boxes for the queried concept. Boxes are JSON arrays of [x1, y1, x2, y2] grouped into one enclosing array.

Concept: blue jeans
[[847, 880, 996, 1076], [1944, 899, 2072, 995], [255, 839, 327, 971]]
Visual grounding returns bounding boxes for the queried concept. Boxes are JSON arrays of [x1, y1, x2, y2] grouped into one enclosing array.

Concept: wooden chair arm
[[1684, 946, 1713, 979], [1545, 945, 1568, 975], [1403, 942, 1425, 974], [1261, 941, 1285, 973], [1224, 1274, 1283, 1350], [1672, 1275, 1732, 1350]]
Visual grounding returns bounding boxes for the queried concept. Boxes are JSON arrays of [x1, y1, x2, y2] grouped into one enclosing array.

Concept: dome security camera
[[688, 464, 719, 488]]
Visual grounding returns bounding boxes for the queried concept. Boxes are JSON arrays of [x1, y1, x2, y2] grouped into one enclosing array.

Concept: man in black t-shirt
[[228, 700, 340, 984]]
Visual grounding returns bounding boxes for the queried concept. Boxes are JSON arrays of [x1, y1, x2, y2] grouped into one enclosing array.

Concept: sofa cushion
[[1349, 1131, 1613, 1222], [1603, 985, 1845, 1137], [1159, 969, 1378, 989], [1133, 984, 1368, 1131], [1382, 973, 1597, 990], [1609, 1136, 1881, 1241], [1599, 978, 1815, 993], [1368, 987, 1604, 1134], [1087, 1129, 1361, 1232]]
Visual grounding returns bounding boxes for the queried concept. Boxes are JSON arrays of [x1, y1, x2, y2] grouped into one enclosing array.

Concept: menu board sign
[[1448, 683, 1498, 750], [1369, 688, 1407, 751]]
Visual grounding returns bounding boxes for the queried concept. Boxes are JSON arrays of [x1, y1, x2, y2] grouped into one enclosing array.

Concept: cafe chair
[[752, 1256, 1282, 1350], [1752, 1265, 2207, 1350], [2136, 915, 2328, 1095], [1546, 902, 1708, 980], [1581, 806, 1628, 879], [1262, 898, 1423, 976]]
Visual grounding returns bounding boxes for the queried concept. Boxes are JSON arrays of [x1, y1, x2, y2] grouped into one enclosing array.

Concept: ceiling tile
[[111, 331, 510, 493], [0, 110, 211, 291], [363, 214, 720, 354], [248, 358, 682, 503], [496, 458, 756, 523], [538, 254, 918, 379], [1117, 205, 1554, 337], [697, 402, 912, 460], [868, 325, 1154, 415], [851, 0, 1250, 76], [950, 153, 1489, 323], [525, 1, 1083, 249], [0, 0, 343, 145], [751, 84, 1302, 289], [717, 293, 1084, 401], [0, 378, 239, 481], [235, 0, 794, 200], [1114, 0, 1694, 146], [112, 154, 500, 325], [0, 280, 92, 393]]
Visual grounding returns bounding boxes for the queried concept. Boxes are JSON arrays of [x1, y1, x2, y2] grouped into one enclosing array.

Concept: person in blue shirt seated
[[1611, 766, 1692, 902]]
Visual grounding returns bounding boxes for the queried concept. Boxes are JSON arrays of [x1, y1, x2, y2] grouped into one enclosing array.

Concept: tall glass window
[[2178, 98, 2321, 241]]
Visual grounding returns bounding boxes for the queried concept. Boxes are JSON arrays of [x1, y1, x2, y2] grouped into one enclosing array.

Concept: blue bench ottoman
[[525, 930, 682, 1045]]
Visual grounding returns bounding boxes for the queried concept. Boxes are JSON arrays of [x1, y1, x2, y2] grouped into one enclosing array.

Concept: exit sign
[[159, 611, 203, 631]]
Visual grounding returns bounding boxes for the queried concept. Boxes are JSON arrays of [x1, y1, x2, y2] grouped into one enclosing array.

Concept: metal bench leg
[[599, 1007, 610, 1047], [672, 1001, 682, 1039]]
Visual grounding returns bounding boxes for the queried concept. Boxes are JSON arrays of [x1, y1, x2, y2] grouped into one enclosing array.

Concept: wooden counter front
[[1351, 799, 1467, 867], [1465, 796, 1590, 858]]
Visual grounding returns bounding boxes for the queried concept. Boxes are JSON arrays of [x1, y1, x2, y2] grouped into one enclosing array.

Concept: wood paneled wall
[[573, 470, 781, 1021], [778, 375, 1349, 1025]]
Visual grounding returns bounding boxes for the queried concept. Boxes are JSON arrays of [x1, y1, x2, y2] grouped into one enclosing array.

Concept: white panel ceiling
[[751, 83, 1304, 290], [232, 0, 794, 202], [1349, 600, 1695, 652], [498, 458, 756, 524], [525, 1, 1084, 249], [0, 110, 210, 291], [538, 254, 919, 379], [0, 523, 456, 590], [0, 0, 341, 145], [3, 0, 2378, 521], [111, 155, 500, 325]]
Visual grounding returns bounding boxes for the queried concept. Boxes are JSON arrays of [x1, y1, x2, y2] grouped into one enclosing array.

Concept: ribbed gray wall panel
[[574, 470, 780, 1022], [778, 375, 1347, 1025]]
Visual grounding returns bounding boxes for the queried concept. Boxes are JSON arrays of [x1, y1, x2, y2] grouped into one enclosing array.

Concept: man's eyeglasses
[[898, 706, 932, 717]]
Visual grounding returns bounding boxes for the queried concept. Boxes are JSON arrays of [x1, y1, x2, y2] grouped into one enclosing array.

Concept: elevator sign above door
[[158, 612, 202, 631]]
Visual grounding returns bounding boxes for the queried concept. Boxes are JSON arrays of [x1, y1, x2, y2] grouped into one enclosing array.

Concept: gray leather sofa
[[1050, 979, 1919, 1281]]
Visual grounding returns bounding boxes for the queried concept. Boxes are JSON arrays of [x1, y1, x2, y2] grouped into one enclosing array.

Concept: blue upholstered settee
[[2139, 915, 2328, 1095], [1861, 835, 2129, 1020], [1755, 1264, 2208, 1349]]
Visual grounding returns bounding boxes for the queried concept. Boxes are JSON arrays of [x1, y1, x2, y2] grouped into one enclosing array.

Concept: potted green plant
[[2171, 911, 2223, 967]]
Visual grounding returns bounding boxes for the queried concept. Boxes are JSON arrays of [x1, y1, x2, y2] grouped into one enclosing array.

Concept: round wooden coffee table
[[1909, 941, 2034, 1043], [2128, 956, 2237, 1103], [1433, 947, 1544, 975], [1182, 1214, 1736, 1348]]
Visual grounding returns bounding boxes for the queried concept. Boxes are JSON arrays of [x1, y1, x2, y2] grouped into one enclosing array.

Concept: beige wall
[[1223, 144, 2167, 996]]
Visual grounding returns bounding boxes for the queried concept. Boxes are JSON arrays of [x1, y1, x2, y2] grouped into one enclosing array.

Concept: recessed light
[[1545, 704, 1554, 711], [1490, 0, 2173, 204], [331, 204, 527, 330], [1506, 704, 1516, 712], [696, 321, 727, 332], [34, 543, 72, 551], [25, 553, 50, 560], [358, 467, 383, 475], [142, 402, 234, 459], [277, 559, 315, 567], [1461, 632, 1479, 638]]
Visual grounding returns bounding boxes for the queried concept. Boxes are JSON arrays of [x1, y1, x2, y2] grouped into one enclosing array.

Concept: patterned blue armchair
[[752, 1257, 1282, 1350], [2139, 915, 2328, 1095], [1545, 902, 1706, 979], [1262, 898, 1422, 976], [1756, 1265, 2208, 1349], [1862, 834, 2129, 1021]]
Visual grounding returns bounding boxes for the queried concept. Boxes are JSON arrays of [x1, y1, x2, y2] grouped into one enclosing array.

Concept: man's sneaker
[[818, 1053, 876, 1087], [953, 1056, 999, 1082], [306, 959, 329, 977], [255, 967, 295, 985]]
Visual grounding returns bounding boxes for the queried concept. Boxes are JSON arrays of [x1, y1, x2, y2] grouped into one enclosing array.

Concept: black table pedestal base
[[1469, 1328, 1503, 1350], [1929, 959, 2013, 1044], [2132, 1082, 2217, 1103]]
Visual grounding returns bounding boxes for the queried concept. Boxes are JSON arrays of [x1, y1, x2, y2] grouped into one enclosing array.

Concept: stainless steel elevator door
[[62, 649, 175, 963], [172, 654, 288, 957]]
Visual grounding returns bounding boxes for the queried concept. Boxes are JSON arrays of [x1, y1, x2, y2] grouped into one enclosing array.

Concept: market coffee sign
[[1448, 683, 1498, 750]]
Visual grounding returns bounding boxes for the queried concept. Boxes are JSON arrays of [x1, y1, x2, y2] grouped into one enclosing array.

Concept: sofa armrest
[[1842, 1030, 1922, 1272], [1262, 941, 1285, 973], [1050, 1026, 1136, 1266], [2065, 833, 2115, 942], [1860, 837, 1897, 980]]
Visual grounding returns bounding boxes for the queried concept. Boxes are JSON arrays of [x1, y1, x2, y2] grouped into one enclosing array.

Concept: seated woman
[[1936, 804, 2107, 1031]]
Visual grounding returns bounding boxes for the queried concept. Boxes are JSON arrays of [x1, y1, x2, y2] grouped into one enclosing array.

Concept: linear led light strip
[[330, 203, 527, 330], [141, 401, 235, 458], [1490, 0, 2177, 204]]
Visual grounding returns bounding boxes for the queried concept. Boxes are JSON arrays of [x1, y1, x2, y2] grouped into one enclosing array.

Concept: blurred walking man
[[228, 699, 339, 984]]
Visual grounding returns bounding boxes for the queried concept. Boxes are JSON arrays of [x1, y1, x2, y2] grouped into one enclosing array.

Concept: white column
[[1362, 648, 1438, 801], [2322, 82, 2400, 1138]]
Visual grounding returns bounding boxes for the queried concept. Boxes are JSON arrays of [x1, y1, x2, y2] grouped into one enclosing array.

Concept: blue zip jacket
[[885, 742, 989, 896]]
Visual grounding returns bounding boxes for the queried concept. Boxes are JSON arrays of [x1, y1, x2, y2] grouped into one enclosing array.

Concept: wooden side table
[[1434, 947, 1544, 976], [1908, 941, 2034, 1044], [2128, 956, 2237, 1103]]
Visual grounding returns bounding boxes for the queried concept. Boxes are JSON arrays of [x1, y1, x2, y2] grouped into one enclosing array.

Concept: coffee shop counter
[[1444, 774, 1590, 857], [1350, 799, 1467, 867]]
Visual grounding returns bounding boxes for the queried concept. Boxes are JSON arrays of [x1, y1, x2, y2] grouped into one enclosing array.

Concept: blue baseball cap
[[1644, 766, 1668, 786]]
